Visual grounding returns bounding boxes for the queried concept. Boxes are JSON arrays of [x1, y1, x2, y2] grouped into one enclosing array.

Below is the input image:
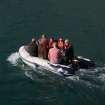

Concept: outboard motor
[[72, 59, 79, 71]]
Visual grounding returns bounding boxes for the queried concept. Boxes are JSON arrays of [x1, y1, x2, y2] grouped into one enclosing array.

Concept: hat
[[41, 34, 46, 38], [65, 39, 69, 43], [32, 38, 35, 42]]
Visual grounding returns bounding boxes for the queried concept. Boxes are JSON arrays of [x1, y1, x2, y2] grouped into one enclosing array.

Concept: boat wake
[[7, 52, 105, 90], [7, 52, 20, 66], [75, 66, 105, 91], [7, 52, 52, 81]]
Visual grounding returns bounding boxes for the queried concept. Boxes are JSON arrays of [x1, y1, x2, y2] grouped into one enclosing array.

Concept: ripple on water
[[7, 52, 105, 91]]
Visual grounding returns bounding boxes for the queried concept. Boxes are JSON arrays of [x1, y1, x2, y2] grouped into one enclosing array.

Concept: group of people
[[28, 34, 74, 65]]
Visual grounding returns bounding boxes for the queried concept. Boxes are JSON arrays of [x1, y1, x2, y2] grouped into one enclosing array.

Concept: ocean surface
[[0, 0, 105, 105]]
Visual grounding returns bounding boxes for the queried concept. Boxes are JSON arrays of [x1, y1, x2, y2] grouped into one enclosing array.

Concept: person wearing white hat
[[63, 39, 74, 65]]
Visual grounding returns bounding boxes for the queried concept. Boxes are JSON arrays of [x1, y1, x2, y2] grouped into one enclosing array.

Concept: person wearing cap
[[63, 39, 74, 65], [48, 42, 61, 64]]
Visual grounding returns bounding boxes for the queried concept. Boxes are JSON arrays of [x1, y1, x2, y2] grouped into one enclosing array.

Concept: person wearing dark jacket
[[28, 38, 38, 57], [63, 39, 74, 65]]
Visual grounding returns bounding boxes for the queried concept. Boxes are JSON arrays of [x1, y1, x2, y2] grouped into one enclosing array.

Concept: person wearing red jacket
[[49, 37, 54, 48]]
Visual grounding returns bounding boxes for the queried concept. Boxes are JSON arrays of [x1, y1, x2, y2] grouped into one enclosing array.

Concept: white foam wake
[[7, 52, 20, 66], [6, 52, 105, 90]]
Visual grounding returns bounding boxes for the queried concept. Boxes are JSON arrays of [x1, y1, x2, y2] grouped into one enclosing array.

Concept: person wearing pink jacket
[[48, 42, 61, 64]]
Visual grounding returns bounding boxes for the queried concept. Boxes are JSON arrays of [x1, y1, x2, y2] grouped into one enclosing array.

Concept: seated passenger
[[38, 34, 49, 59], [48, 42, 61, 64], [58, 37, 64, 49], [63, 39, 74, 65], [28, 38, 38, 57], [49, 37, 54, 48], [72, 58, 79, 70]]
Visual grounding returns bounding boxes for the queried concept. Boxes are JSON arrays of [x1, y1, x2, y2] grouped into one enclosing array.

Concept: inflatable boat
[[19, 45, 95, 77]]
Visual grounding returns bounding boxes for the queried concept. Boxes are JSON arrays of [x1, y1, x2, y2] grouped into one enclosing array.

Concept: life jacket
[[49, 40, 54, 48], [64, 43, 71, 49]]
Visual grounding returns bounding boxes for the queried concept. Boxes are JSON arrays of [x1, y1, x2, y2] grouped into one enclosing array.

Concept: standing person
[[49, 37, 54, 48], [63, 39, 74, 65], [57, 37, 65, 58], [38, 34, 49, 59], [57, 37, 64, 49], [28, 38, 38, 57], [48, 42, 61, 64]]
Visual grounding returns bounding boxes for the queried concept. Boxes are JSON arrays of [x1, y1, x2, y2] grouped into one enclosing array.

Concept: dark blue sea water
[[0, 0, 105, 105]]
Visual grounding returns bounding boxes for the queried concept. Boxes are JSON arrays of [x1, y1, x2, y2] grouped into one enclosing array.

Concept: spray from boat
[[6, 51, 105, 91]]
